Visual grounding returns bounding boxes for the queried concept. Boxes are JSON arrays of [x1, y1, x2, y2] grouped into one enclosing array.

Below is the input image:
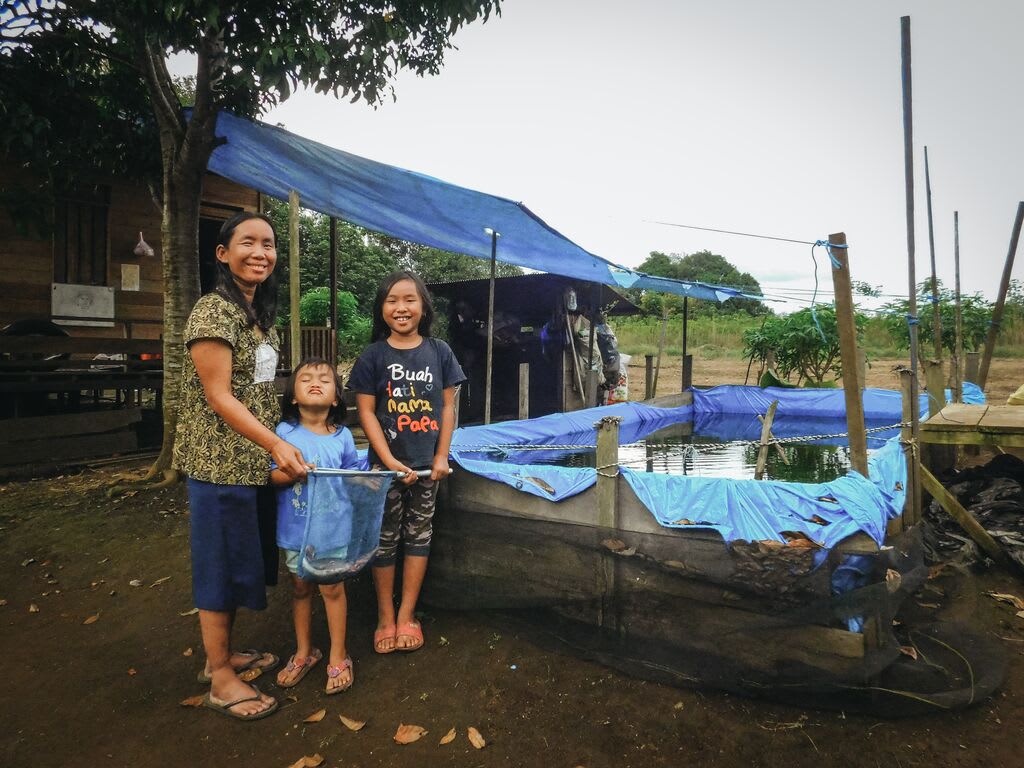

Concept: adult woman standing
[[173, 212, 307, 720]]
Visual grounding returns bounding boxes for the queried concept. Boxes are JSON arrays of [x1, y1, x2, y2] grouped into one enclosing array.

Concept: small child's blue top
[[273, 421, 359, 550]]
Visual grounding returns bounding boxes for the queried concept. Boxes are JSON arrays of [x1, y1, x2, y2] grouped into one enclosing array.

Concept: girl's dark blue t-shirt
[[347, 338, 466, 469]]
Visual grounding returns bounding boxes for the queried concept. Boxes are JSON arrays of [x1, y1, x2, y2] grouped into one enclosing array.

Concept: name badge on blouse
[[253, 342, 278, 384]]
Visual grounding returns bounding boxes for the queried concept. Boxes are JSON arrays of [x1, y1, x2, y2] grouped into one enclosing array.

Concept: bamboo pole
[[644, 354, 654, 400], [754, 400, 779, 480], [899, 368, 922, 526], [681, 296, 689, 392], [978, 201, 1024, 390], [900, 16, 923, 491], [924, 146, 943, 360], [484, 229, 498, 425], [288, 189, 300, 369], [953, 211, 963, 403], [328, 216, 338, 367], [518, 363, 529, 420], [828, 232, 868, 477]]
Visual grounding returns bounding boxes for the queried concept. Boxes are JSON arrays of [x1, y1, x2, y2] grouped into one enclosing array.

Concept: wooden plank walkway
[[920, 404, 1024, 448]]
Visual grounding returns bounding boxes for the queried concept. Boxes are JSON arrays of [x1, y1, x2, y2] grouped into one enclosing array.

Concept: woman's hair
[[370, 270, 434, 342], [280, 356, 346, 427], [213, 211, 279, 333]]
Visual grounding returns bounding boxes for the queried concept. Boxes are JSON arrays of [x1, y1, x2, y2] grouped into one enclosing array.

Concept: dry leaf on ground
[[83, 612, 100, 625], [127, 668, 137, 676], [180, 695, 205, 708], [439, 728, 457, 745], [149, 576, 171, 588], [394, 724, 427, 744], [287, 755, 324, 768], [183, 647, 193, 657], [467, 726, 486, 749], [986, 592, 1024, 611], [303, 708, 326, 723], [899, 645, 919, 660], [179, 607, 199, 616], [28, 604, 40, 613], [239, 667, 262, 682], [129, 579, 142, 587], [0, 598, 7, 607], [339, 714, 365, 731]]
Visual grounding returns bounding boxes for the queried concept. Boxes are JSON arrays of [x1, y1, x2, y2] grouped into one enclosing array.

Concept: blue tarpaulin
[[203, 110, 758, 303]]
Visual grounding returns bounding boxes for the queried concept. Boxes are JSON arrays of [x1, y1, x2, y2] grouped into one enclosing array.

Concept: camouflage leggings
[[374, 476, 436, 566]]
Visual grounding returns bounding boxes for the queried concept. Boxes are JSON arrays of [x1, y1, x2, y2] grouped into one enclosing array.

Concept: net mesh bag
[[298, 471, 393, 583]]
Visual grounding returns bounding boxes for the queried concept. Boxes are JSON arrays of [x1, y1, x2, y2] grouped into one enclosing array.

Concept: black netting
[[423, 506, 1006, 716]]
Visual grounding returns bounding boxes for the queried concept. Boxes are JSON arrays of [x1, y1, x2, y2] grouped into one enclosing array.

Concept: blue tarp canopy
[[203, 110, 758, 303]]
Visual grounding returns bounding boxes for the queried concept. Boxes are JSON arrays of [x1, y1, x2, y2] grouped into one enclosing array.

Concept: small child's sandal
[[325, 657, 354, 695], [276, 648, 322, 688]]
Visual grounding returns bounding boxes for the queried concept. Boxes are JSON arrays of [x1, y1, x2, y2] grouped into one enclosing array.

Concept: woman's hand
[[386, 458, 418, 485], [430, 455, 451, 482], [271, 439, 309, 482]]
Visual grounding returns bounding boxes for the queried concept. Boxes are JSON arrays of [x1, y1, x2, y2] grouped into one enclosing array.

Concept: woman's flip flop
[[275, 648, 322, 688], [325, 657, 354, 695], [203, 684, 278, 721], [196, 649, 280, 684]]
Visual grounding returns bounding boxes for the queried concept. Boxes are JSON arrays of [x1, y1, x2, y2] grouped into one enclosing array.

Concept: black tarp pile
[[924, 454, 1024, 568]]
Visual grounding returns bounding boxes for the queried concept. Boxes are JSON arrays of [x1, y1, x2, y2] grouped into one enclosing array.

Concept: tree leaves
[[339, 715, 365, 731], [467, 726, 486, 749], [394, 724, 428, 744], [303, 708, 327, 723]]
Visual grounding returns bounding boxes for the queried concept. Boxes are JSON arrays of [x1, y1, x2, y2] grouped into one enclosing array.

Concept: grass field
[[613, 313, 1024, 360]]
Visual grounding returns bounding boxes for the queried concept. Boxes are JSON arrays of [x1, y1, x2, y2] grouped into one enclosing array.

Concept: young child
[[347, 271, 466, 654], [271, 357, 360, 694]]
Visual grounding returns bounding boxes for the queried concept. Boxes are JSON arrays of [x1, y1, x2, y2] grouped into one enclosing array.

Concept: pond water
[[460, 414, 902, 484]]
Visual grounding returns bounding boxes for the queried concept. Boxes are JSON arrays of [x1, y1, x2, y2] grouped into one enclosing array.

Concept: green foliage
[[743, 307, 864, 386], [298, 287, 359, 327], [880, 280, 993, 354], [636, 250, 767, 317], [264, 197, 521, 319]]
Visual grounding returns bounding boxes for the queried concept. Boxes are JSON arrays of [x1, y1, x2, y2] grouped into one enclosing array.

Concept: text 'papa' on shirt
[[273, 422, 360, 550], [347, 338, 466, 470]]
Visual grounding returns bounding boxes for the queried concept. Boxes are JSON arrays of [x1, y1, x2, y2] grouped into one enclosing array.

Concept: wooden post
[[328, 216, 338, 367], [900, 16, 923, 498], [923, 358, 955, 473], [682, 354, 693, 390], [857, 348, 868, 390], [644, 354, 654, 400], [484, 229, 498, 425], [920, 466, 1017, 572], [828, 232, 868, 477], [953, 211, 963, 402], [924, 146, 943, 360], [288, 189, 301, 369], [681, 296, 689, 392], [964, 351, 980, 383], [978, 201, 1024, 390], [899, 368, 922, 526], [585, 370, 599, 409], [518, 363, 529, 420], [651, 304, 668, 395], [595, 416, 622, 529], [754, 400, 779, 480]]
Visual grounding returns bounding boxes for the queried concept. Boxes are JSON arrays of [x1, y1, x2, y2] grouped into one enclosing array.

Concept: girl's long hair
[[370, 270, 435, 342], [280, 357, 346, 427], [213, 211, 279, 333]]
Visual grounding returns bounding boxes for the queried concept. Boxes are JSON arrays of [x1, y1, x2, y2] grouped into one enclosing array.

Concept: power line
[[644, 219, 819, 246]]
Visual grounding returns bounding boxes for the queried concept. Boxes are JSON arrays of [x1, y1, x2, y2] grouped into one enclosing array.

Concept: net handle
[[308, 468, 449, 479]]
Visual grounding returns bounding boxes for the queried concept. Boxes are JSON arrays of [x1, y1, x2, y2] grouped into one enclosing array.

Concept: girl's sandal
[[395, 621, 424, 652], [276, 648, 322, 688], [325, 657, 354, 695]]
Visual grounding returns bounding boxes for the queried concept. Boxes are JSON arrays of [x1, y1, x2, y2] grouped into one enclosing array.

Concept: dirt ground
[[2, 459, 1024, 768], [3, 357, 1023, 767], [628, 357, 1022, 405]]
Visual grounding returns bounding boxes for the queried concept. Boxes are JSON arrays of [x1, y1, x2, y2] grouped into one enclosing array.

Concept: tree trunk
[[134, 36, 220, 479]]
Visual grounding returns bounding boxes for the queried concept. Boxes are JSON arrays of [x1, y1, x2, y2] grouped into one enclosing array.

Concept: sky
[[174, 0, 1024, 312]]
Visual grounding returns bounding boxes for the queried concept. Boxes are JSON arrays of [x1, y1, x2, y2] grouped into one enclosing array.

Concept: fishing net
[[297, 470, 394, 583]]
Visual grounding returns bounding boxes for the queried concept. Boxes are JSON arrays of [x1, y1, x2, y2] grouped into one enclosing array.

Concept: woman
[[173, 211, 306, 720]]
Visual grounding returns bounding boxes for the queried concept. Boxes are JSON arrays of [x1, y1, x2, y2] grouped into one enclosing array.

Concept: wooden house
[[0, 161, 260, 469]]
